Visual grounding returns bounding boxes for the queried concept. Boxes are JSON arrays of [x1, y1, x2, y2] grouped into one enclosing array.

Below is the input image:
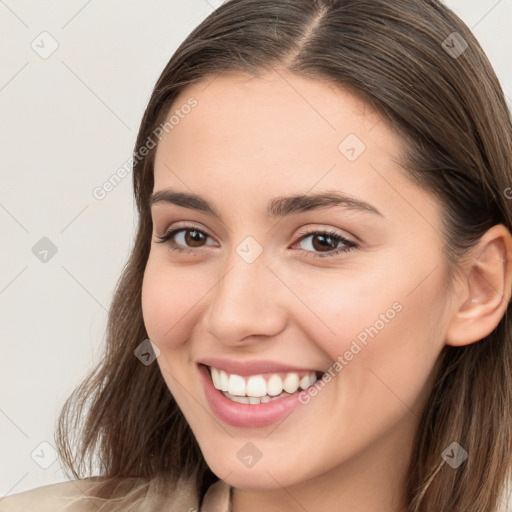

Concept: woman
[[3, 0, 512, 510]]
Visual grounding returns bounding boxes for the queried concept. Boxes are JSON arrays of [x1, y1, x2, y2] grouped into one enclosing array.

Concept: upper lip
[[198, 357, 323, 377]]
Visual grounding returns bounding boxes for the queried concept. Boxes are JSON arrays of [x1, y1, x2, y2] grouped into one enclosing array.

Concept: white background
[[1, 0, 511, 497]]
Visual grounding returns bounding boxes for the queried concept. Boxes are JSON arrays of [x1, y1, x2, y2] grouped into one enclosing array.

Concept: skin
[[141, 69, 512, 512]]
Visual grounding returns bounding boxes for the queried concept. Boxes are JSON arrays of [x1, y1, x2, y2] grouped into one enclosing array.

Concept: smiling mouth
[[205, 365, 323, 405]]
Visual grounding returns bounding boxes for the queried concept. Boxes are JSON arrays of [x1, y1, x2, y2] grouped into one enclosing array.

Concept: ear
[[445, 224, 512, 347]]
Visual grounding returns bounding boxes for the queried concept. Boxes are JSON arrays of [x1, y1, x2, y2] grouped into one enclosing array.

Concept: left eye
[[294, 229, 357, 258], [155, 226, 358, 259]]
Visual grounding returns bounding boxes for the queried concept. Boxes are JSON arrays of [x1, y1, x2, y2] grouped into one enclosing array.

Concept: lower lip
[[198, 364, 306, 428]]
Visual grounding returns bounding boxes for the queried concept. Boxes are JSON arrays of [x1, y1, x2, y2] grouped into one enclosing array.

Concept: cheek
[[328, 265, 446, 438], [288, 267, 446, 470], [277, 257, 402, 361], [141, 264, 172, 343], [141, 256, 204, 346], [287, 247, 446, 409], [141, 258, 202, 406]]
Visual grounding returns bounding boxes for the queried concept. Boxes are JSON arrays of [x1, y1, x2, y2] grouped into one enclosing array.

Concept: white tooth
[[246, 375, 267, 397], [299, 374, 310, 390], [230, 395, 250, 404], [267, 374, 283, 396], [283, 372, 300, 393], [248, 396, 261, 404], [260, 395, 271, 403], [228, 374, 246, 396], [210, 367, 221, 389], [219, 370, 229, 392], [309, 372, 318, 386]]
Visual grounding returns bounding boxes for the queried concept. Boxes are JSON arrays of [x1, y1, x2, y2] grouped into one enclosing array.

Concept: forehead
[[159, 70, 385, 155], [155, 71, 395, 179], [151, 70, 440, 234]]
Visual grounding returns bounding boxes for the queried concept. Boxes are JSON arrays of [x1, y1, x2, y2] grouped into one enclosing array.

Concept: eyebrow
[[149, 188, 384, 219]]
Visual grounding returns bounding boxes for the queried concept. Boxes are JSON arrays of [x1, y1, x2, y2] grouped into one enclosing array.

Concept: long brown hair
[[55, 1, 512, 510]]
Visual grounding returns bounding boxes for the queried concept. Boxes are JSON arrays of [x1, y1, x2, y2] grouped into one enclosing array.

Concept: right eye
[[155, 226, 216, 254]]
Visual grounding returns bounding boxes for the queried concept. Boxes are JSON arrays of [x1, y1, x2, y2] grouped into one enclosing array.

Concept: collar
[[200, 479, 232, 512]]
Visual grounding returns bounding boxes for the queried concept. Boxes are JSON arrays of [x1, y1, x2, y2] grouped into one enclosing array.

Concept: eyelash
[[155, 225, 358, 259]]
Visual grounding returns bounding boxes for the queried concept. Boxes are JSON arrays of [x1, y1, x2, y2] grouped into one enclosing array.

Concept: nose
[[203, 249, 288, 347]]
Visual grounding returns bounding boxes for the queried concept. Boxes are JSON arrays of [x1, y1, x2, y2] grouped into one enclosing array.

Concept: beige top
[[0, 477, 232, 511]]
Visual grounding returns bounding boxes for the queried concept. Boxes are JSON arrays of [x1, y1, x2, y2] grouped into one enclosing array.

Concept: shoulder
[[0, 478, 101, 512], [0, 475, 202, 512]]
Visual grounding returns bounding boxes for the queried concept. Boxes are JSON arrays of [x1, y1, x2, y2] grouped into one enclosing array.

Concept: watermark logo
[[32, 237, 58, 263], [338, 133, 366, 162], [30, 441, 58, 469], [237, 441, 263, 468], [134, 338, 161, 365], [441, 32, 468, 59], [31, 31, 59, 59], [441, 441, 468, 469], [236, 236, 263, 264]]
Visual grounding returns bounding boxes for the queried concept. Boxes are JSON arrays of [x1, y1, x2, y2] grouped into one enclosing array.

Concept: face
[[141, 70, 454, 492]]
